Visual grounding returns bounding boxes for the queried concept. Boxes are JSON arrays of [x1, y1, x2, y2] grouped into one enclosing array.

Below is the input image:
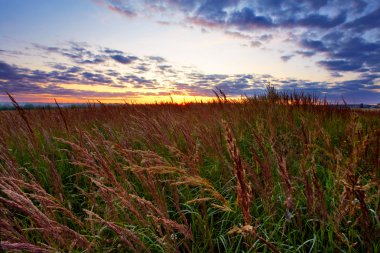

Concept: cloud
[[345, 7, 380, 31], [148, 56, 166, 63], [281, 55, 294, 62], [102, 48, 124, 54], [107, 4, 136, 17], [259, 34, 272, 42], [297, 33, 380, 88], [0, 48, 26, 57], [67, 66, 84, 73], [1, 60, 111, 88], [110, 54, 138, 64], [157, 20, 171, 26], [82, 72, 113, 84], [318, 60, 362, 72], [250, 41, 262, 47], [227, 7, 274, 29], [0, 46, 175, 99], [91, 1, 379, 89], [134, 64, 150, 72], [285, 12, 346, 28], [225, 31, 252, 40], [118, 75, 156, 88], [33, 42, 108, 64], [0, 59, 155, 99], [300, 34, 380, 78], [94, 0, 374, 31], [34, 42, 140, 66], [330, 72, 343, 78], [157, 64, 174, 73], [90, 1, 379, 92], [301, 39, 328, 52], [50, 63, 68, 70], [0, 61, 18, 80], [295, 50, 316, 57], [2, 36, 380, 103], [95, 0, 136, 17]]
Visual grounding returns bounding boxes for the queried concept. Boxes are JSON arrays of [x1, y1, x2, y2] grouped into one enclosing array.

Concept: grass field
[[0, 89, 379, 252]]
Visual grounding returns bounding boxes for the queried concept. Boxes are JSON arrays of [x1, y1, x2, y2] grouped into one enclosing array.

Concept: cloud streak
[[1, 39, 380, 103]]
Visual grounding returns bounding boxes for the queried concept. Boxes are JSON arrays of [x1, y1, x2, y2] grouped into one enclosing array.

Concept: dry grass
[[0, 90, 379, 252]]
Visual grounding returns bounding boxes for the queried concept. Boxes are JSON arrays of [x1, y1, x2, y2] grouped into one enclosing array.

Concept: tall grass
[[0, 89, 379, 252]]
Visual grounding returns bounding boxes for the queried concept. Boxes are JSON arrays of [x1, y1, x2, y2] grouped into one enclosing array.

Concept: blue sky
[[0, 0, 379, 103]]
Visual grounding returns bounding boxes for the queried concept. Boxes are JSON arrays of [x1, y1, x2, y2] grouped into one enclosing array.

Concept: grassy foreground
[[0, 91, 379, 252]]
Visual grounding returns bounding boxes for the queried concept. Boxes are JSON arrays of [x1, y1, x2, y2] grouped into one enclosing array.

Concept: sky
[[0, 0, 379, 104]]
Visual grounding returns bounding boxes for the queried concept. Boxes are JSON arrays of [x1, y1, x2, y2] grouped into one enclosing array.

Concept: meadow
[[0, 89, 379, 252]]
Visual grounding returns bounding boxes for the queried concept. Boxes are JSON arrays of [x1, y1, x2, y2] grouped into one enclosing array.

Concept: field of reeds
[[0, 89, 379, 252]]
